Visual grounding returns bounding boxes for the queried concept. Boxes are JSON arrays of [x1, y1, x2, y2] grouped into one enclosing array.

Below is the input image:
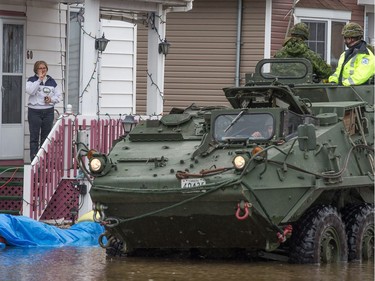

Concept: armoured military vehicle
[[85, 58, 374, 263]]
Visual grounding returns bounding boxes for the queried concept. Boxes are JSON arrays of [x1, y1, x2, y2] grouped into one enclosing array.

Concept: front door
[[0, 20, 25, 160]]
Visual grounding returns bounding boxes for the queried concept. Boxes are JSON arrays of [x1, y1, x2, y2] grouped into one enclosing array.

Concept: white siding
[[26, 5, 67, 80], [25, 2, 67, 161], [100, 19, 136, 116], [0, 4, 26, 13], [25, 3, 67, 107]]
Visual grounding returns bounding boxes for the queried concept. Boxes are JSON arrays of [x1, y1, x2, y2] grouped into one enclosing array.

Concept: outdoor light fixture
[[158, 39, 170, 56], [95, 33, 110, 52], [122, 114, 136, 134]]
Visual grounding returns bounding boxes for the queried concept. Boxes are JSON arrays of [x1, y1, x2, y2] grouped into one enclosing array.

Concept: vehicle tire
[[342, 203, 374, 261], [105, 235, 128, 257], [289, 205, 348, 264]]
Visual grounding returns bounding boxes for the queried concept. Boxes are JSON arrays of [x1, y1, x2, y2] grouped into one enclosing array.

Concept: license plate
[[181, 178, 206, 189]]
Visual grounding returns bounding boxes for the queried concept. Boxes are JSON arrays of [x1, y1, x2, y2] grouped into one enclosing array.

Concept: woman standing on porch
[[26, 61, 61, 161]]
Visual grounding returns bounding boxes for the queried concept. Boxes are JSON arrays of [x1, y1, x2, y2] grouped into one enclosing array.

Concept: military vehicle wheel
[[105, 236, 128, 257], [289, 205, 348, 264], [342, 204, 374, 261]]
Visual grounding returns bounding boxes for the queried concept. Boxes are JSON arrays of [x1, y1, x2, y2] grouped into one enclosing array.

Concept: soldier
[[329, 22, 375, 86], [274, 23, 332, 81], [251, 118, 274, 139]]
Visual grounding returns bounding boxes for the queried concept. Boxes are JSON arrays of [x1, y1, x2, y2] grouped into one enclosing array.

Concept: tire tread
[[289, 205, 348, 264]]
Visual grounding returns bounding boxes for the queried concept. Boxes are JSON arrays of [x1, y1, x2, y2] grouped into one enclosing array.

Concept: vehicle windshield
[[261, 61, 309, 79], [213, 113, 274, 142]]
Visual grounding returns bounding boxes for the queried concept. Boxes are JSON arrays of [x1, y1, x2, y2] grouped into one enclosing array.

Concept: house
[[0, 0, 372, 219], [0, 0, 193, 219], [136, 0, 374, 114], [0, 0, 194, 164]]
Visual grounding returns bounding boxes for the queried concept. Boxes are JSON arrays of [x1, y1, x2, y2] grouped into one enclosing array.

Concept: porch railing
[[23, 114, 125, 220]]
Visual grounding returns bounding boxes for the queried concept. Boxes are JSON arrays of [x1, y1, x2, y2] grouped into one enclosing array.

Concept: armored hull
[[87, 59, 374, 263]]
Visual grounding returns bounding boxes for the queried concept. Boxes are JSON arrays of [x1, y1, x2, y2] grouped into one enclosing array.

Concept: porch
[[0, 109, 129, 222]]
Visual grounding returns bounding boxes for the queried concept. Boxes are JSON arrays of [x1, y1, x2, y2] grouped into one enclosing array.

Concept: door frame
[[0, 18, 26, 160]]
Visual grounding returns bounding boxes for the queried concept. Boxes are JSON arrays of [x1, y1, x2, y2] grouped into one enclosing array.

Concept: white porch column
[[81, 0, 100, 116], [147, 5, 166, 116], [77, 0, 100, 216]]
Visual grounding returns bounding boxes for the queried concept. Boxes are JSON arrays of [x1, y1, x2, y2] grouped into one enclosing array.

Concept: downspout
[[66, 4, 70, 113], [235, 0, 243, 87]]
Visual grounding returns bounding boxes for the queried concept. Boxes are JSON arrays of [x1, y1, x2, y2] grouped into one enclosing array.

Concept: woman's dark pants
[[28, 107, 54, 161]]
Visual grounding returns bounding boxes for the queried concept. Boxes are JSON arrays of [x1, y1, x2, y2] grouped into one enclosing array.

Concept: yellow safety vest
[[329, 47, 374, 86]]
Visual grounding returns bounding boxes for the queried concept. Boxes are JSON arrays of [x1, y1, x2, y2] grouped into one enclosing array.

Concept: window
[[330, 21, 346, 69], [295, 7, 351, 70], [2, 24, 23, 124], [304, 21, 327, 60], [284, 111, 318, 141], [213, 113, 274, 142], [301, 20, 346, 70], [68, 11, 82, 114]]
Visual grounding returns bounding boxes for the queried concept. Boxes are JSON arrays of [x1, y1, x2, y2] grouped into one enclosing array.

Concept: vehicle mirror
[[297, 124, 316, 151]]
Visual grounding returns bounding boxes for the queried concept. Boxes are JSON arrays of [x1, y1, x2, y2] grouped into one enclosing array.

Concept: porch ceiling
[[4, 0, 193, 23], [20, 0, 192, 10], [99, 0, 193, 22]]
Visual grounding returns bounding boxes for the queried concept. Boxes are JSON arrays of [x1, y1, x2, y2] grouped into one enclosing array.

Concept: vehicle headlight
[[89, 158, 104, 173], [84, 149, 112, 177], [233, 155, 247, 170]]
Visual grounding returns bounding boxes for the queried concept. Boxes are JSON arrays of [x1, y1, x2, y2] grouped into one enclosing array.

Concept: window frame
[[67, 8, 84, 115], [1, 21, 25, 125], [213, 112, 275, 142], [303, 21, 327, 60], [294, 7, 351, 67]]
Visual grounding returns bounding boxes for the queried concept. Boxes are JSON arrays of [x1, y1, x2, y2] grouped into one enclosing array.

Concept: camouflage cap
[[341, 22, 364, 38], [291, 23, 309, 40]]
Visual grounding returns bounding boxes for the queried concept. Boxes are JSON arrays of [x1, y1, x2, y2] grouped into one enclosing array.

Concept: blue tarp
[[0, 214, 104, 247]]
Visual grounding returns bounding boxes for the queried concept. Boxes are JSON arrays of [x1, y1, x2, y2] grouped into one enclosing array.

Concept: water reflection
[[0, 247, 373, 281]]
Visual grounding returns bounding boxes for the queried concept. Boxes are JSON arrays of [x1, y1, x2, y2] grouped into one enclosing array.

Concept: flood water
[[0, 246, 374, 281]]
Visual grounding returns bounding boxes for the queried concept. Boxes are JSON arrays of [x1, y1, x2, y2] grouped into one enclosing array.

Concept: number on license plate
[[181, 178, 206, 189]]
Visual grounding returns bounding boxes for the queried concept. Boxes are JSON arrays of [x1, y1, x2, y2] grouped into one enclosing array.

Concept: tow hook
[[277, 224, 293, 243], [93, 203, 107, 223], [235, 200, 252, 220], [98, 231, 112, 248]]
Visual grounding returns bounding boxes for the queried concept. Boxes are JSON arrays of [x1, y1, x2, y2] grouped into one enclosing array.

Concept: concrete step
[[0, 210, 21, 215], [0, 181, 23, 186], [0, 166, 24, 179], [0, 196, 23, 201]]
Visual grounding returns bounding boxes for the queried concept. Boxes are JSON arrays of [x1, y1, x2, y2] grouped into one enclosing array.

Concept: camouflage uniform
[[274, 23, 332, 80]]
